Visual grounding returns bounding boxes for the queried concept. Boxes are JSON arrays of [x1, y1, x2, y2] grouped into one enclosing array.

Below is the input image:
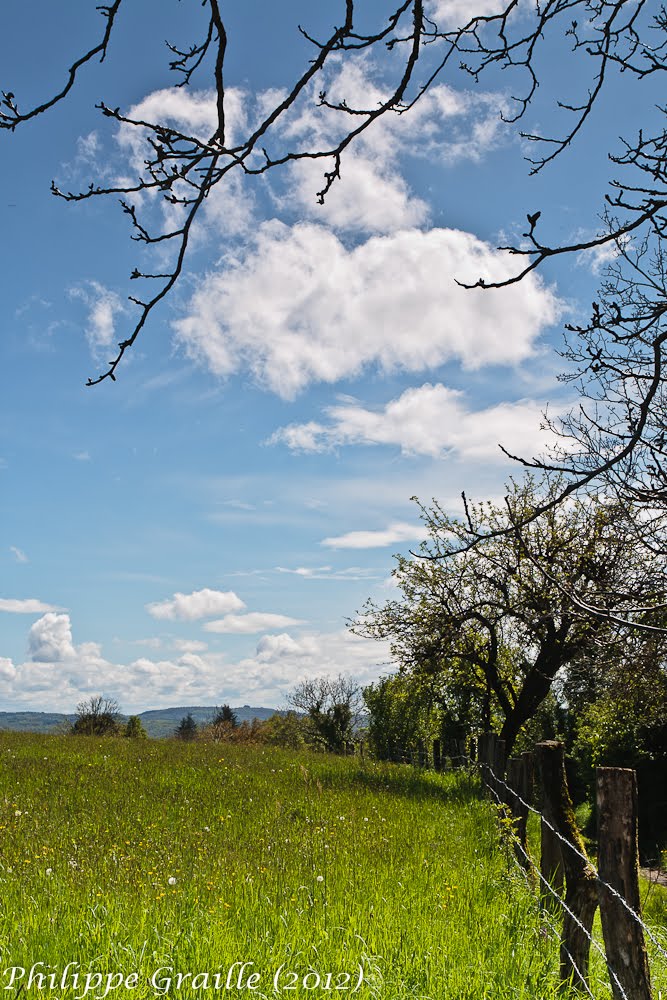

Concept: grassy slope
[[0, 733, 664, 999]]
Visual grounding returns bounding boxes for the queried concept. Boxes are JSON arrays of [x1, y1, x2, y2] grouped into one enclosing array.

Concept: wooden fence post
[[506, 753, 533, 871], [536, 741, 598, 991], [478, 732, 493, 795], [597, 767, 653, 1000], [540, 814, 565, 909], [433, 739, 442, 773]]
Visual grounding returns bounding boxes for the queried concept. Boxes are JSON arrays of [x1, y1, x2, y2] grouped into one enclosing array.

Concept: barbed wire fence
[[346, 734, 666, 999]]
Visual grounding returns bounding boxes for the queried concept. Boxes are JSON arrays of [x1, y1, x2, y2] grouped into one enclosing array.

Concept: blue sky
[[0, 0, 650, 712]]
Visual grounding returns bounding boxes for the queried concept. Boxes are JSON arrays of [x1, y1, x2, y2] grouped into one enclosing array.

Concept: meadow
[[0, 732, 664, 1000]]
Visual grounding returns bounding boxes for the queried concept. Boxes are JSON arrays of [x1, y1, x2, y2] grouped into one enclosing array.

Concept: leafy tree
[[363, 673, 443, 762], [287, 675, 361, 753], [124, 715, 148, 739], [70, 695, 122, 736], [354, 477, 667, 757], [3, 2, 664, 385], [261, 711, 309, 750], [174, 712, 198, 741]]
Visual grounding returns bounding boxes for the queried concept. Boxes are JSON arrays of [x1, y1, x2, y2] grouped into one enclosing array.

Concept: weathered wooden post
[[540, 813, 565, 909], [506, 753, 533, 871], [537, 741, 598, 991], [492, 735, 506, 804], [478, 732, 494, 795], [433, 739, 442, 773], [597, 767, 653, 1000]]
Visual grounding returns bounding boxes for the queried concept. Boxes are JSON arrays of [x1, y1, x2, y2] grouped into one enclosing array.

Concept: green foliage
[[363, 673, 440, 760], [288, 675, 360, 753], [260, 711, 309, 749], [354, 477, 666, 757], [70, 695, 122, 737], [124, 715, 147, 739]]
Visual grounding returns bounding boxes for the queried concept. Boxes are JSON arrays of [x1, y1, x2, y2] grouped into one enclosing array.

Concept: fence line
[[354, 736, 667, 965], [484, 756, 667, 966], [484, 773, 621, 1000], [350, 734, 665, 999], [482, 737, 658, 999]]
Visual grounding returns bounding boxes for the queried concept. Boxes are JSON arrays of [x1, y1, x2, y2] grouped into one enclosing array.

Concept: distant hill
[[0, 705, 281, 738]]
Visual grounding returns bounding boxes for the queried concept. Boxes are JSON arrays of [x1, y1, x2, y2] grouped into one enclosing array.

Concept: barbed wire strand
[[484, 776, 629, 1000], [357, 743, 667, 963], [482, 758, 667, 964]]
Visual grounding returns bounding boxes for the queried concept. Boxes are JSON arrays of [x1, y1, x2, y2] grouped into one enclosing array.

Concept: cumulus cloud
[[0, 598, 59, 614], [281, 154, 429, 235], [0, 616, 390, 712], [271, 382, 557, 461], [321, 522, 423, 549], [175, 223, 560, 398], [277, 57, 507, 235], [146, 588, 246, 621], [427, 0, 509, 29], [204, 612, 303, 635], [28, 613, 76, 662], [0, 658, 17, 681], [117, 87, 254, 239]]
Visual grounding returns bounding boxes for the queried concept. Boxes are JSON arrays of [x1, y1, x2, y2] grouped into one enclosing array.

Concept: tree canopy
[[71, 695, 122, 736], [354, 477, 667, 755]]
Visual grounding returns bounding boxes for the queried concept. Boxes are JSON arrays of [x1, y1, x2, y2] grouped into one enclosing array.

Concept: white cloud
[[172, 639, 209, 653], [277, 56, 507, 235], [9, 546, 28, 564], [271, 382, 557, 461], [0, 658, 17, 681], [276, 566, 381, 581], [204, 612, 303, 635], [0, 616, 391, 712], [255, 632, 315, 660], [175, 223, 560, 398], [117, 88, 254, 239], [28, 613, 76, 662], [0, 598, 59, 614], [282, 154, 429, 235], [426, 0, 509, 29], [69, 281, 127, 354], [275, 565, 383, 581], [321, 522, 423, 549], [146, 588, 246, 621]]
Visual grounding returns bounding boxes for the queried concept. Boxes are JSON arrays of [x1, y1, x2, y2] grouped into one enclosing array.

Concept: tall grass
[[0, 733, 663, 999]]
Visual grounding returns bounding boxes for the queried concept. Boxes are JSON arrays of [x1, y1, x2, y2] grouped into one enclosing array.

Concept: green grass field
[[0, 732, 664, 1000]]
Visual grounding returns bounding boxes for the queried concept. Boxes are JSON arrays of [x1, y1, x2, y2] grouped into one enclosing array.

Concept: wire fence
[[349, 735, 666, 999]]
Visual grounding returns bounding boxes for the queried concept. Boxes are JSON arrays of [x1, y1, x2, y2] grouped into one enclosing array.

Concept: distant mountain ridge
[[0, 705, 280, 738]]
